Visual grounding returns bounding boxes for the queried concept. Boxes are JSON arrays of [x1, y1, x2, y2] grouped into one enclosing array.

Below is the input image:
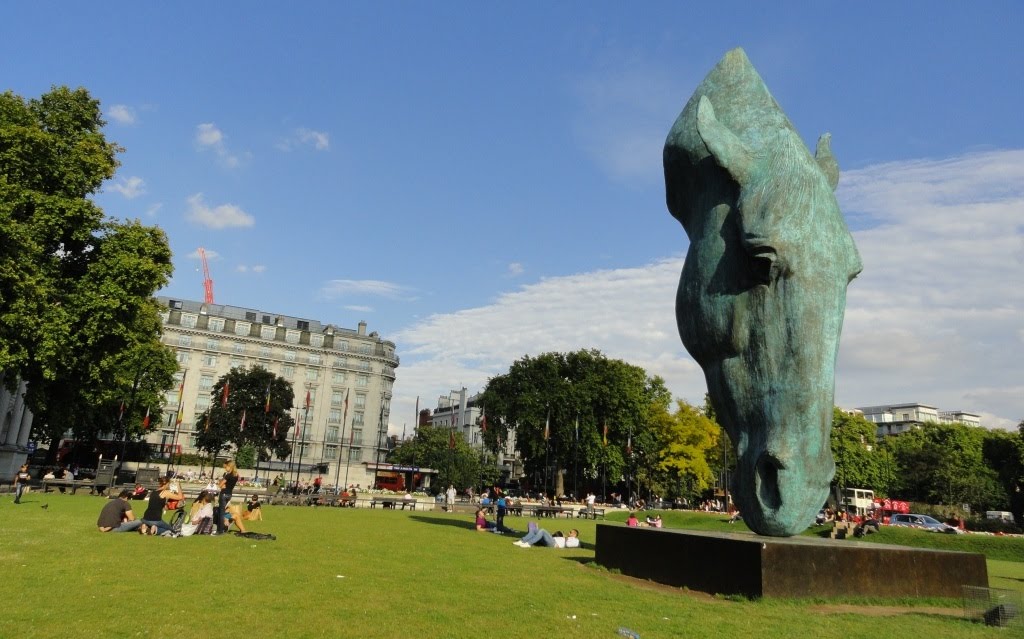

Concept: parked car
[[888, 513, 963, 534]]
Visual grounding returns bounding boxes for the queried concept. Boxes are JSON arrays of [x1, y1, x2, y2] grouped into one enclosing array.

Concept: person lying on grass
[[513, 527, 580, 548], [474, 508, 512, 534]]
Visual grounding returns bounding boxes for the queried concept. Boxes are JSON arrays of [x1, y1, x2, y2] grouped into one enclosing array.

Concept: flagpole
[[543, 407, 550, 500], [342, 389, 353, 490], [573, 413, 579, 501], [296, 398, 310, 492]]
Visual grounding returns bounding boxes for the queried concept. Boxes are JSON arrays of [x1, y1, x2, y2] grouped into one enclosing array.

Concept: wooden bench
[[41, 479, 97, 494], [577, 507, 606, 519], [534, 506, 573, 518], [370, 497, 417, 510]]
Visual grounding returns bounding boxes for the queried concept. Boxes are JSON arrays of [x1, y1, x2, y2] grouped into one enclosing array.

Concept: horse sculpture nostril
[[755, 454, 782, 511]]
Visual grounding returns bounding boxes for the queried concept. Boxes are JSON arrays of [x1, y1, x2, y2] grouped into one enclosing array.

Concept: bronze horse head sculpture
[[664, 49, 862, 536]]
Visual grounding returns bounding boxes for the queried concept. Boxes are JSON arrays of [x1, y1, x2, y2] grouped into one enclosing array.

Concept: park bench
[[369, 497, 417, 510], [534, 506, 573, 518], [576, 507, 606, 520], [41, 479, 97, 495]]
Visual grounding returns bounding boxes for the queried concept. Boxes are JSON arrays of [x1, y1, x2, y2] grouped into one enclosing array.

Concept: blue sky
[[4, 3, 1022, 431]]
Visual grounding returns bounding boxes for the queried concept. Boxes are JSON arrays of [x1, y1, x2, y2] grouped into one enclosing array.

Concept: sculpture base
[[594, 525, 987, 599]]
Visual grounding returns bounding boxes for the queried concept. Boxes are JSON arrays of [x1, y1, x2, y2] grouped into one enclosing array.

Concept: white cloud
[[237, 264, 266, 274], [507, 262, 524, 277], [388, 149, 1024, 435], [185, 193, 254, 229], [195, 123, 247, 168], [145, 202, 163, 217], [319, 279, 410, 300], [107, 104, 136, 125], [186, 248, 220, 260], [277, 127, 331, 152], [108, 175, 146, 199], [344, 305, 374, 313]]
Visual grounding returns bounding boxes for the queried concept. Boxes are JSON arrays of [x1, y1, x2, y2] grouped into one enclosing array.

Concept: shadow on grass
[[409, 514, 477, 530]]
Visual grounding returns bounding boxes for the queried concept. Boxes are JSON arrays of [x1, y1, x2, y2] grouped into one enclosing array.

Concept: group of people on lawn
[[473, 505, 581, 548], [96, 460, 262, 536]]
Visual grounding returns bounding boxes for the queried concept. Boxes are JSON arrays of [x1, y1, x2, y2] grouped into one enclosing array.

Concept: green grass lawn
[[1, 495, 1020, 638]]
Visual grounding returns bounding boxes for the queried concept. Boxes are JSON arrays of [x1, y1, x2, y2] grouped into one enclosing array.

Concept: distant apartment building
[[0, 373, 34, 478], [856, 402, 981, 437], [430, 389, 521, 481], [156, 297, 398, 488]]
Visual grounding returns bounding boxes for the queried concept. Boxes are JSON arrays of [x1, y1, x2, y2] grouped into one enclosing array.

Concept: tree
[[649, 399, 719, 498], [388, 424, 485, 493], [478, 349, 669, 499], [194, 366, 295, 464], [0, 87, 176, 455], [830, 408, 889, 496]]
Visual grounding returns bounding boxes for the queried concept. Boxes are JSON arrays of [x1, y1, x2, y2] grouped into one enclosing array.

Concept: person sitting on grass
[[223, 502, 249, 533], [140, 475, 185, 536], [187, 490, 215, 535], [245, 494, 263, 520], [514, 525, 580, 548], [626, 512, 640, 527], [474, 507, 512, 534], [645, 514, 663, 528], [97, 489, 145, 533]]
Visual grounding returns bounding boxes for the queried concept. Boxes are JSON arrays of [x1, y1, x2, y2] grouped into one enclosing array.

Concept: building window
[[348, 447, 361, 462], [353, 412, 364, 426], [206, 338, 220, 351], [201, 354, 217, 367], [282, 365, 294, 378], [230, 357, 244, 369], [333, 357, 348, 368], [329, 409, 341, 424], [331, 392, 344, 407], [176, 351, 190, 364], [308, 354, 322, 365], [285, 350, 296, 362], [233, 342, 246, 354], [356, 374, 368, 387], [285, 330, 300, 344], [354, 394, 366, 409], [261, 325, 276, 340], [297, 320, 310, 331], [332, 371, 345, 384], [235, 321, 250, 336], [199, 375, 214, 391], [196, 396, 211, 410], [336, 340, 348, 352], [305, 368, 320, 381], [359, 343, 372, 354], [359, 361, 371, 371], [310, 334, 323, 347], [326, 426, 339, 442], [181, 314, 198, 328], [259, 346, 272, 358], [351, 428, 363, 443], [208, 317, 225, 331], [325, 445, 337, 460], [177, 335, 192, 347]]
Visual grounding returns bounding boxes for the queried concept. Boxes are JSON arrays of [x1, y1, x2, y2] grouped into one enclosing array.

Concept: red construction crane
[[198, 247, 214, 304]]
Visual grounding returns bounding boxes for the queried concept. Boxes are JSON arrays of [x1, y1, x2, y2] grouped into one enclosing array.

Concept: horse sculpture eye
[[748, 250, 777, 286]]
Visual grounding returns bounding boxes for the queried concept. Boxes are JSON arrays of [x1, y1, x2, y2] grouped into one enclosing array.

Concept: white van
[[985, 511, 1013, 522]]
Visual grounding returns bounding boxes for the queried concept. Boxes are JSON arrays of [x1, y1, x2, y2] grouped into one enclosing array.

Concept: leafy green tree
[[388, 424, 485, 493], [830, 408, 889, 495], [0, 87, 176, 455], [194, 366, 295, 463], [649, 399, 719, 498], [478, 349, 669, 499]]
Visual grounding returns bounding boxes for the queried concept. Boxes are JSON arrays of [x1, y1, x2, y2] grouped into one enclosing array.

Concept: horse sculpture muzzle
[[664, 48, 862, 536]]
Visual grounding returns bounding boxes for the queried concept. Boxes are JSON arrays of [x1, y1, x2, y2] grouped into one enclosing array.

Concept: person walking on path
[[445, 484, 456, 512], [13, 464, 32, 504]]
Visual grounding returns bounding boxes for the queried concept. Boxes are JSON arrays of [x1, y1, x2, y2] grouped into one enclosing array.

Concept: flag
[[221, 380, 230, 408], [264, 383, 272, 413], [574, 414, 579, 441], [626, 433, 632, 456], [543, 411, 550, 441], [305, 390, 311, 410], [141, 407, 150, 430], [118, 400, 126, 422], [480, 408, 487, 433], [204, 412, 210, 432], [175, 402, 184, 426], [272, 417, 279, 439], [449, 428, 456, 450], [602, 422, 608, 447], [240, 409, 246, 431], [414, 396, 419, 427]]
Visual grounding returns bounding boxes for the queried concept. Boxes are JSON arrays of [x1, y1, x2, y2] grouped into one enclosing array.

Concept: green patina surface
[[664, 48, 861, 536]]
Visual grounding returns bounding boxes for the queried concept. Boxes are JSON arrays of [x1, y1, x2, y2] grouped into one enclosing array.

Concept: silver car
[[888, 513, 963, 534]]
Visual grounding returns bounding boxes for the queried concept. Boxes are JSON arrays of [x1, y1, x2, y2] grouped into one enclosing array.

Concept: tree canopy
[[478, 349, 670, 498], [388, 424, 495, 494], [0, 86, 176, 452], [193, 366, 295, 462]]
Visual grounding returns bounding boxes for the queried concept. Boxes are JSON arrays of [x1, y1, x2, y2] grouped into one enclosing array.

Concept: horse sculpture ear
[[696, 95, 752, 185], [815, 133, 839, 191]]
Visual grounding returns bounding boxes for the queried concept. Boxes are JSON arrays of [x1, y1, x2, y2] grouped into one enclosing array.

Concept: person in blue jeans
[[514, 524, 580, 548], [13, 464, 31, 504], [216, 460, 239, 534], [96, 490, 146, 533]]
